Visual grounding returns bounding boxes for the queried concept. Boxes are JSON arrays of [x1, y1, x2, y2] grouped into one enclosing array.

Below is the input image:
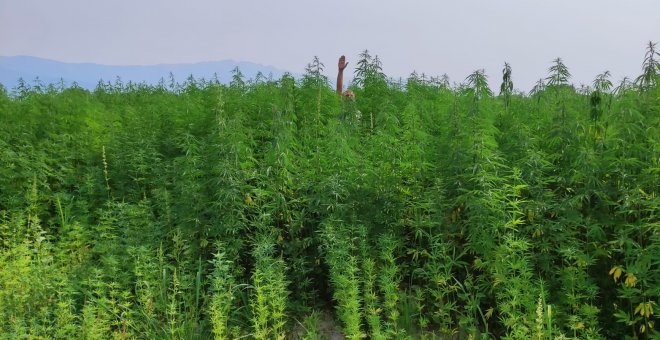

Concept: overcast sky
[[1, 0, 658, 91]]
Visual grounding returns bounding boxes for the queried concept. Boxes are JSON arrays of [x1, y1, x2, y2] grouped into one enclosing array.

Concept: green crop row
[[0, 44, 658, 339]]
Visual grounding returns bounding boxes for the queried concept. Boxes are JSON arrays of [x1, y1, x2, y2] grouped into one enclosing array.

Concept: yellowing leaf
[[624, 272, 637, 287], [636, 301, 655, 318], [609, 266, 623, 282], [485, 307, 494, 319]]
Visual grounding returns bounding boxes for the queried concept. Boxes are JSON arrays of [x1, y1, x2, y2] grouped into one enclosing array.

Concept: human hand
[[338, 55, 348, 71]]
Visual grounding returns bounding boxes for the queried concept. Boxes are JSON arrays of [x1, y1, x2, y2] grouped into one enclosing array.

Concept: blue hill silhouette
[[0, 56, 294, 90]]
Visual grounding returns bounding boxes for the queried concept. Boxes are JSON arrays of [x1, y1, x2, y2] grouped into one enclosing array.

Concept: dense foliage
[[0, 44, 659, 339]]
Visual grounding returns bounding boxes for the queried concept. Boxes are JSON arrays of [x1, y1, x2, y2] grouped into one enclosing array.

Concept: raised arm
[[337, 55, 348, 95]]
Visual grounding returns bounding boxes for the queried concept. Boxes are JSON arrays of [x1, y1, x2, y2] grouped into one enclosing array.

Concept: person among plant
[[337, 55, 355, 100], [337, 55, 361, 123]]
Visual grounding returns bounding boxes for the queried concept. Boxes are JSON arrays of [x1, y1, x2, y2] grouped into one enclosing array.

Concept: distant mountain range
[[0, 56, 295, 90]]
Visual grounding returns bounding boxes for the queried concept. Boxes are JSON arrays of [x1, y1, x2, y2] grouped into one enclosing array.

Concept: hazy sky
[[1, 0, 658, 91]]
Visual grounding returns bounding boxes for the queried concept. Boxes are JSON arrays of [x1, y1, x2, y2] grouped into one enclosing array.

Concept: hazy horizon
[[1, 0, 658, 91]]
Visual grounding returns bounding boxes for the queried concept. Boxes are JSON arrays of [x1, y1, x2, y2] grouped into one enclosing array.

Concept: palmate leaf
[[635, 41, 660, 91], [465, 69, 492, 100], [546, 58, 572, 87]]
